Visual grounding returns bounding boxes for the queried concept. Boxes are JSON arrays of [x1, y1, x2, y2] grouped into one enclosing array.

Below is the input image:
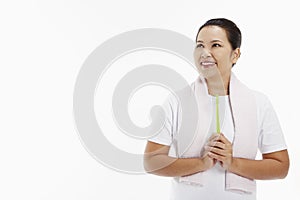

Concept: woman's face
[[194, 25, 240, 79]]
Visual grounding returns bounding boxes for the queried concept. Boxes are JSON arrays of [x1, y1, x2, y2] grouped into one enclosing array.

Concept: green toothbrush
[[216, 95, 220, 133]]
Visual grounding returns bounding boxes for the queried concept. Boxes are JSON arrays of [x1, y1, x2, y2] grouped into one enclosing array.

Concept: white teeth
[[201, 62, 215, 66]]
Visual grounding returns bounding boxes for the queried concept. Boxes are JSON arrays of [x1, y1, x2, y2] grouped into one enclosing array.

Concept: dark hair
[[196, 18, 242, 50]]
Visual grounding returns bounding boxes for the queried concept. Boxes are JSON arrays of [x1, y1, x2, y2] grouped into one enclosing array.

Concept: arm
[[207, 133, 290, 180], [228, 150, 289, 180], [143, 141, 215, 177]]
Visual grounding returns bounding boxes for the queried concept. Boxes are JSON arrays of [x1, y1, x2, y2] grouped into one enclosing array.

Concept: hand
[[201, 141, 217, 170], [205, 133, 233, 170]]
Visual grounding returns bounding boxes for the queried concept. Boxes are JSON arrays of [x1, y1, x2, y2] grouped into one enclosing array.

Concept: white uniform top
[[149, 92, 287, 200]]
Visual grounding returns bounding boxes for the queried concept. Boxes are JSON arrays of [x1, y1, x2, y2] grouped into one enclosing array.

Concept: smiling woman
[[143, 18, 289, 200], [194, 19, 241, 96]]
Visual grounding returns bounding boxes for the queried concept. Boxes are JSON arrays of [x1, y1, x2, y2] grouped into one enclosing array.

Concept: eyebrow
[[196, 39, 223, 43]]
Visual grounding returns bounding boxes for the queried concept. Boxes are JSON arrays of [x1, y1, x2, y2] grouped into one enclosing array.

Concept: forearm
[[144, 155, 207, 177], [229, 157, 289, 180], [207, 134, 289, 180]]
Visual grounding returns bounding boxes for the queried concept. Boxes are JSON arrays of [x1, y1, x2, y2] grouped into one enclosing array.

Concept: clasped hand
[[203, 133, 233, 170]]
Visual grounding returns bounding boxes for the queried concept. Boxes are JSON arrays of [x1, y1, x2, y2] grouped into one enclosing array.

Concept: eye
[[212, 43, 222, 47], [196, 43, 204, 48]]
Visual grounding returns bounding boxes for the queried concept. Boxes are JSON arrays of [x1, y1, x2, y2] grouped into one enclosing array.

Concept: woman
[[144, 18, 289, 200]]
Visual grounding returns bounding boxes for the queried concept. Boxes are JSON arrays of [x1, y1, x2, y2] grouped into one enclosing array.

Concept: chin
[[197, 67, 219, 79]]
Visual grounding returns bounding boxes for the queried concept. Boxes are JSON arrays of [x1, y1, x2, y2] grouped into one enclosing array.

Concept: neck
[[205, 72, 231, 96]]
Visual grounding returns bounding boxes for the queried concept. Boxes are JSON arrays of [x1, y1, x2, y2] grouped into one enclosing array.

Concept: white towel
[[176, 73, 258, 194]]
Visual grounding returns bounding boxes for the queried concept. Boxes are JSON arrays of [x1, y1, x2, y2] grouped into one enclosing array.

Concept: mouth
[[200, 61, 217, 69]]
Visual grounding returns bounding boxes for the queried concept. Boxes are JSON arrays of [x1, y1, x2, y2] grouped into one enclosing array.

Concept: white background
[[0, 0, 299, 199]]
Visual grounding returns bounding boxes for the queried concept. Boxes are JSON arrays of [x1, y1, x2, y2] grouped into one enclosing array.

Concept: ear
[[231, 48, 241, 64]]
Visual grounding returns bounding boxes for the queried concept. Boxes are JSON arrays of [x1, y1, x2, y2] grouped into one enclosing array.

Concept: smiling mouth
[[200, 61, 216, 69]]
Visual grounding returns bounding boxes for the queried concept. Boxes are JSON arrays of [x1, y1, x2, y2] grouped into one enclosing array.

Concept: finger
[[212, 147, 232, 157], [216, 133, 231, 145], [206, 146, 226, 156], [208, 152, 225, 161], [207, 133, 220, 141], [207, 141, 226, 149]]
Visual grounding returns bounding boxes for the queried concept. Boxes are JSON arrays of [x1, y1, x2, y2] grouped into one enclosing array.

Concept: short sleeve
[[256, 92, 287, 154], [147, 94, 176, 146]]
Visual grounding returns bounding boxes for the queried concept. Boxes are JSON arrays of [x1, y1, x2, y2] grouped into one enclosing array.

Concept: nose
[[200, 48, 211, 58]]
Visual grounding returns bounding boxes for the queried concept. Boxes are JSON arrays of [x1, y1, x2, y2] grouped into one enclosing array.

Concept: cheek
[[193, 49, 202, 65], [215, 50, 233, 63], [211, 51, 224, 62], [194, 48, 202, 58], [214, 52, 233, 69]]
